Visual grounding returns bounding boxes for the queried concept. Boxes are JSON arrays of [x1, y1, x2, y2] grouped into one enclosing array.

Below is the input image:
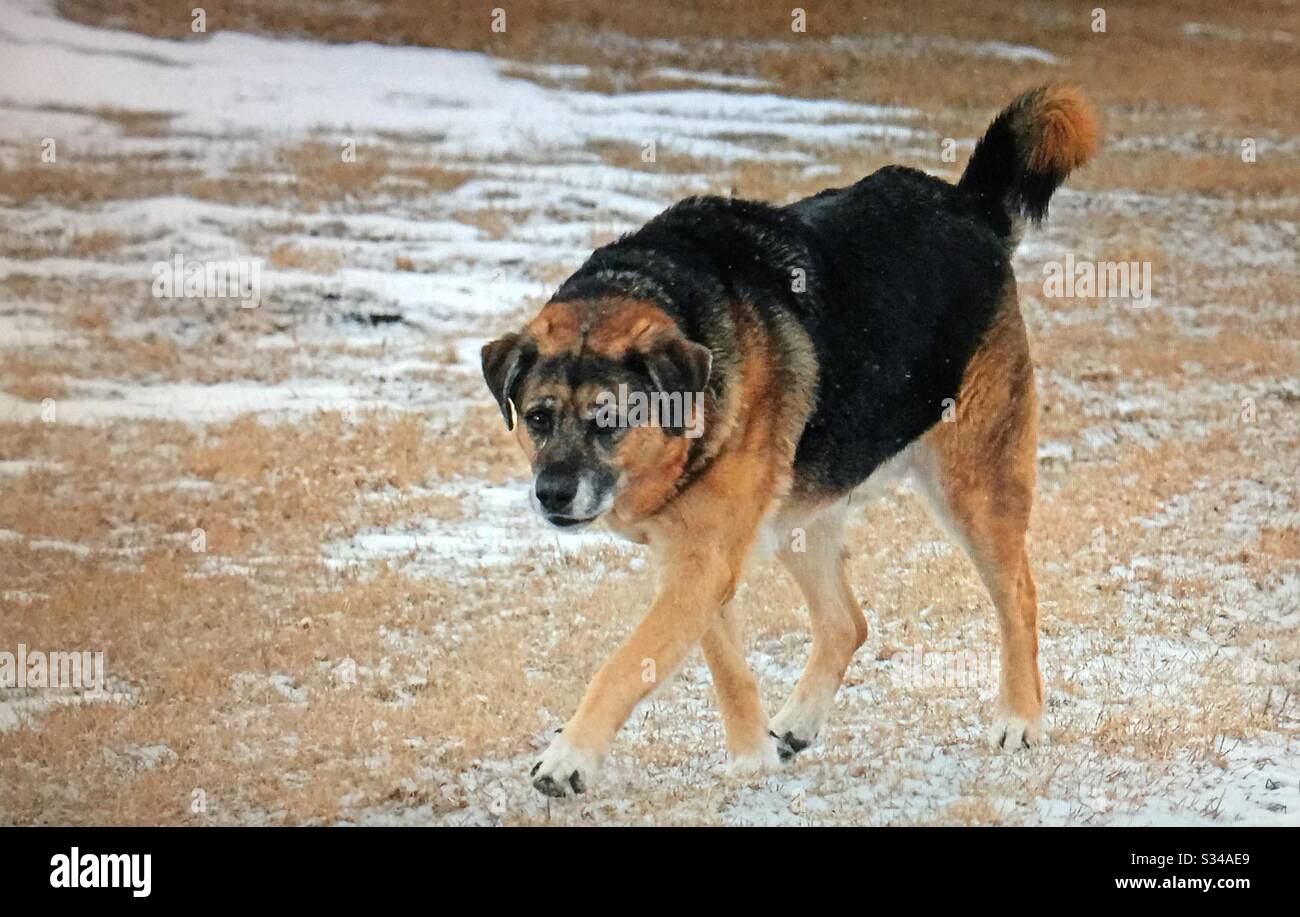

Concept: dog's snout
[[535, 466, 579, 515]]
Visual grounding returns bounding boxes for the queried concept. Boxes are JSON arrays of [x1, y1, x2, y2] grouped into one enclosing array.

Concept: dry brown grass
[[190, 147, 477, 209], [400, 164, 475, 193], [187, 412, 427, 487], [67, 303, 112, 332], [0, 140, 467, 212], [1076, 150, 1300, 197], [172, 407, 522, 553], [586, 139, 729, 176], [275, 142, 392, 201], [181, 412, 426, 553], [0, 405, 540, 825], [39, 103, 178, 136], [0, 490, 644, 824], [0, 229, 128, 260], [1, 356, 68, 402], [267, 242, 344, 273], [1257, 527, 1300, 560], [2, 378, 66, 403], [55, 0, 1300, 128], [450, 207, 516, 240], [0, 160, 201, 207], [1037, 312, 1296, 385], [66, 230, 126, 256], [10, 333, 182, 383]]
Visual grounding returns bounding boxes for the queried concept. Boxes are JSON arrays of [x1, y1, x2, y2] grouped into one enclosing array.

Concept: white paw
[[768, 704, 823, 762], [988, 714, 1047, 751], [726, 736, 782, 779], [530, 733, 603, 798]]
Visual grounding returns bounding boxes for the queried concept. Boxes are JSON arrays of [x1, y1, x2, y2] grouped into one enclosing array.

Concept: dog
[[481, 85, 1098, 797]]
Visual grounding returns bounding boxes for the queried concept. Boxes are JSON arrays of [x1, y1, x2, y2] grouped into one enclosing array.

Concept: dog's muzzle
[[533, 463, 615, 528]]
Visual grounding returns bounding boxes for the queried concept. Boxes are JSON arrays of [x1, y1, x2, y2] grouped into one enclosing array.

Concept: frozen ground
[[0, 0, 1297, 825]]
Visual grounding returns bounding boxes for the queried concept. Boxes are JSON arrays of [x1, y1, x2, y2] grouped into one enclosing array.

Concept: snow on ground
[[0, 0, 919, 157], [325, 478, 631, 579], [0, 0, 920, 425], [0, 0, 1296, 825]]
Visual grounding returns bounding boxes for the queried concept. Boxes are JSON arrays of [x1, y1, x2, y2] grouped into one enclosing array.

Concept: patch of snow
[[0, 379, 391, 425], [0, 0, 919, 159], [326, 478, 635, 580], [650, 67, 772, 90]]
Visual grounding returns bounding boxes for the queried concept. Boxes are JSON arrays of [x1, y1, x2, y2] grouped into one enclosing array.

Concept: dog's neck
[[607, 299, 814, 540]]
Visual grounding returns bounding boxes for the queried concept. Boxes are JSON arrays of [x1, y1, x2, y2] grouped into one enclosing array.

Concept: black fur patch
[[959, 86, 1069, 227], [550, 164, 1016, 497], [786, 166, 1009, 493]]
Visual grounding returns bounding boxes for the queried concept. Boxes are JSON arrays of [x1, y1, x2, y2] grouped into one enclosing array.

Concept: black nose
[[535, 467, 578, 515]]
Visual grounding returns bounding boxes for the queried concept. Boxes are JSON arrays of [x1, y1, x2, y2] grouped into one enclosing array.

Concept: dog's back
[[786, 165, 1012, 493], [789, 86, 1098, 495], [556, 86, 1097, 498]]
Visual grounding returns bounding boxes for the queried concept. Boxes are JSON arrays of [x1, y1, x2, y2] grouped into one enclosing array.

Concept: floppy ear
[[644, 335, 712, 396], [481, 332, 536, 429], [641, 336, 712, 436]]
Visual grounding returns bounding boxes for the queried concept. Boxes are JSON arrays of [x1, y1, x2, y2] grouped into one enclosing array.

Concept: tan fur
[[700, 606, 770, 760], [585, 300, 677, 357], [770, 502, 868, 742], [605, 305, 811, 532], [918, 285, 1043, 732], [525, 299, 583, 356], [563, 314, 806, 759], [609, 423, 691, 521], [1028, 85, 1099, 177], [751, 285, 1044, 755], [527, 297, 678, 359]]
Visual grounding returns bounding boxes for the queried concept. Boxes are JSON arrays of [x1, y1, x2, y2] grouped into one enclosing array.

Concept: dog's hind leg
[[914, 300, 1045, 749], [701, 606, 780, 775], [770, 501, 868, 760]]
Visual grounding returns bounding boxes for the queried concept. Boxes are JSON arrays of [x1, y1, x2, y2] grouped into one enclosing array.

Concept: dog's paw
[[726, 736, 782, 780], [768, 706, 820, 762], [529, 733, 602, 798], [988, 714, 1047, 751], [769, 729, 813, 762]]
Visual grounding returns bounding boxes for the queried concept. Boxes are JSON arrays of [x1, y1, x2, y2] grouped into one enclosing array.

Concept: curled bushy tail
[[959, 85, 1099, 235]]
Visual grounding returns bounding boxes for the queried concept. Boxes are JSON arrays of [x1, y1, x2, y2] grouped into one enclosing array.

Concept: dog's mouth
[[544, 514, 597, 530]]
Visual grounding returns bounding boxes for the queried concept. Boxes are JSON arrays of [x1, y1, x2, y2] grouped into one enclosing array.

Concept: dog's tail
[[958, 85, 1098, 239]]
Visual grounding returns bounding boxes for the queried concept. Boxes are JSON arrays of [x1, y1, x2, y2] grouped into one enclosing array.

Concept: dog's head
[[481, 298, 711, 529]]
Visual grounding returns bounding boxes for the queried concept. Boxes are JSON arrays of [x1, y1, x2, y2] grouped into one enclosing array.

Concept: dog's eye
[[524, 409, 552, 437], [590, 417, 620, 443]]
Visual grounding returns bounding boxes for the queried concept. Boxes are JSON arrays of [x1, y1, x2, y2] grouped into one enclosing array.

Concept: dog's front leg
[[530, 546, 738, 798]]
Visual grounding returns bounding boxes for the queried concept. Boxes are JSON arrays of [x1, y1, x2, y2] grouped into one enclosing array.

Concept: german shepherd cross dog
[[482, 85, 1098, 797]]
